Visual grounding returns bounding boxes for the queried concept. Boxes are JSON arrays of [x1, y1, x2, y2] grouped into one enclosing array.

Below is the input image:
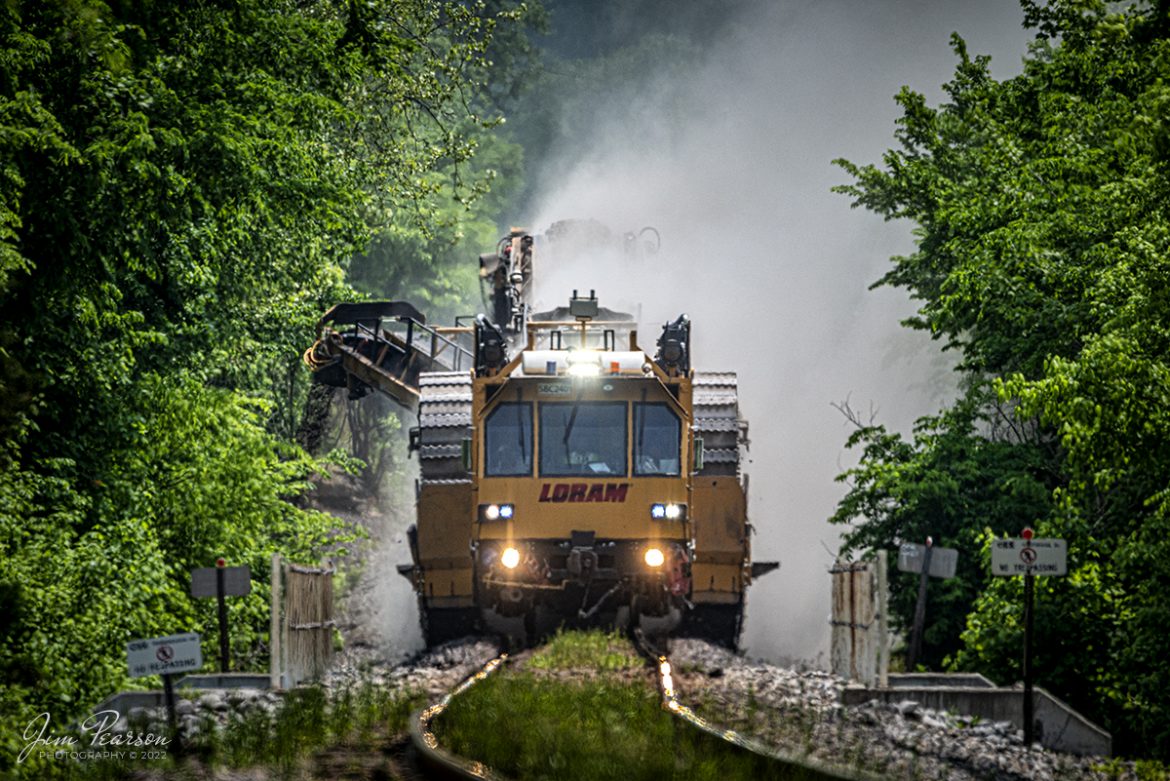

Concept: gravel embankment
[[323, 637, 502, 700], [120, 636, 1142, 781], [670, 638, 1138, 781], [117, 637, 500, 743]]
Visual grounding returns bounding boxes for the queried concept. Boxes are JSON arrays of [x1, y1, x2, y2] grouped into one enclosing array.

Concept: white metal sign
[[127, 633, 203, 678], [991, 538, 1067, 576], [897, 543, 959, 579]]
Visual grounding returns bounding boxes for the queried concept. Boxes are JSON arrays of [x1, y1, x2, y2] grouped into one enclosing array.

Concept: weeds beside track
[[418, 630, 884, 781]]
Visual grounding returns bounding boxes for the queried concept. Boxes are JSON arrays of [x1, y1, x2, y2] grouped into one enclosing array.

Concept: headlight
[[644, 547, 665, 568], [567, 350, 601, 376], [501, 547, 521, 569], [485, 504, 500, 521], [650, 503, 666, 519]]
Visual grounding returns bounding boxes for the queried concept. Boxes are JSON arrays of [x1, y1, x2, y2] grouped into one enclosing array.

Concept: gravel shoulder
[[670, 638, 1139, 781], [323, 636, 502, 703]]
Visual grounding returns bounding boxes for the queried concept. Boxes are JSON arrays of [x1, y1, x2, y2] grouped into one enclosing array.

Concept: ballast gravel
[[669, 638, 1139, 781], [115, 636, 1143, 781], [115, 636, 500, 743]]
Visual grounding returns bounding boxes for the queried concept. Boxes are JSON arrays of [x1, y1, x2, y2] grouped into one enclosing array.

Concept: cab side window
[[634, 403, 681, 476], [484, 402, 533, 476]]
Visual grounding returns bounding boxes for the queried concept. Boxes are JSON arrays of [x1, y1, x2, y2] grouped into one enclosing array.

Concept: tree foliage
[[833, 0, 1170, 758], [831, 387, 1057, 670], [0, 0, 532, 770]]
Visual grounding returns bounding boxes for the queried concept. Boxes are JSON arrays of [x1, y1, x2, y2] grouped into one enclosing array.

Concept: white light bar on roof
[[521, 350, 646, 376]]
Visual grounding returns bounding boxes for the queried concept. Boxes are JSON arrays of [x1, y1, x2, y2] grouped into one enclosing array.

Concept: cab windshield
[[540, 402, 627, 476]]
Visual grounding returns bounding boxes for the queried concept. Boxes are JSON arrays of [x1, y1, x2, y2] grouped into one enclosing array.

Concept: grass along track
[[423, 630, 878, 781]]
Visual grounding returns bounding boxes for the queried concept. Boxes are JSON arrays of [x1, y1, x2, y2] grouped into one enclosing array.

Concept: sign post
[[127, 632, 203, 753], [897, 538, 959, 670], [163, 670, 179, 744], [908, 539, 932, 670], [1023, 539, 1035, 748], [191, 559, 251, 672], [990, 528, 1067, 747], [876, 550, 889, 689], [216, 561, 229, 672]]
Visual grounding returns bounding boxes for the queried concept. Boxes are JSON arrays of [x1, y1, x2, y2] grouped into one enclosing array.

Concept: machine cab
[[467, 296, 697, 637]]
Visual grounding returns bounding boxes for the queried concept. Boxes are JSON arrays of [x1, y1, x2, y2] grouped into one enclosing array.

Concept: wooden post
[[270, 552, 281, 690], [830, 560, 874, 684], [830, 560, 847, 679], [855, 563, 875, 686], [877, 550, 889, 688]]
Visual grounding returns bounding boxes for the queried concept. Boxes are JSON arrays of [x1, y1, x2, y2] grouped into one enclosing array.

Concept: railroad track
[[409, 652, 510, 780], [408, 633, 884, 781], [633, 631, 882, 781]]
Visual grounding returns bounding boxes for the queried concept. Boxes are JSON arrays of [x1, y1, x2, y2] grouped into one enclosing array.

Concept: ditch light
[[480, 503, 515, 522], [650, 503, 685, 520]]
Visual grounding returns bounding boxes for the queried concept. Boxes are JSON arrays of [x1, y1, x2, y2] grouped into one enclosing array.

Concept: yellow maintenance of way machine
[[305, 222, 777, 648]]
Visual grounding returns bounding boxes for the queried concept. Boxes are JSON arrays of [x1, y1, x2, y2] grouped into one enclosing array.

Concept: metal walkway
[[303, 302, 474, 412]]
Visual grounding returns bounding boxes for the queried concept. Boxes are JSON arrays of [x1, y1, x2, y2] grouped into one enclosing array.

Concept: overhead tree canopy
[[833, 0, 1170, 759]]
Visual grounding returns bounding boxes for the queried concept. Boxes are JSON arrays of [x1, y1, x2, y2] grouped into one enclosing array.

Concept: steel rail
[[633, 630, 887, 781], [408, 654, 513, 781]]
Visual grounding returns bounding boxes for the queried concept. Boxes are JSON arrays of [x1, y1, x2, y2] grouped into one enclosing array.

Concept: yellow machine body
[[307, 223, 774, 647], [408, 319, 757, 645]]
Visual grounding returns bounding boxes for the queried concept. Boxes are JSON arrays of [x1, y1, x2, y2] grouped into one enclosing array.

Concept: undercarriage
[[474, 535, 689, 645]]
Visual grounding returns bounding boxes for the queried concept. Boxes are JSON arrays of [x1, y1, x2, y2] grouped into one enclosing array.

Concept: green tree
[[832, 386, 1057, 670], [833, 0, 1170, 758], [0, 1, 532, 772]]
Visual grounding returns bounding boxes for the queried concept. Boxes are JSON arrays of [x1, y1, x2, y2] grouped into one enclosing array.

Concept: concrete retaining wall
[[175, 673, 271, 689], [95, 672, 272, 715], [842, 679, 1111, 756], [885, 672, 994, 689]]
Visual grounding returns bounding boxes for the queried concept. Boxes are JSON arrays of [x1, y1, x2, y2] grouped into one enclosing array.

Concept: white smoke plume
[[526, 0, 1030, 663]]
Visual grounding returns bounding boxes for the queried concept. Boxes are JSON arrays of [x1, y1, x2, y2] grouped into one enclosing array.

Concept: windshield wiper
[[562, 388, 586, 445], [637, 388, 647, 451], [516, 401, 528, 469]]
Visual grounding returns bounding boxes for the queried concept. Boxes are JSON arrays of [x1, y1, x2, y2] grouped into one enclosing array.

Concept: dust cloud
[[525, 0, 1031, 663]]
